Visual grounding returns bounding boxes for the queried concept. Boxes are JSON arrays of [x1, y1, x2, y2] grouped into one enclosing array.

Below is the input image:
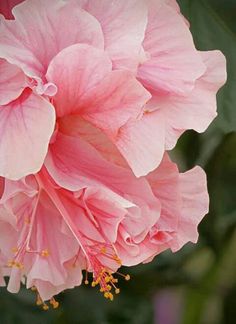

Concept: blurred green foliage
[[0, 0, 236, 323]]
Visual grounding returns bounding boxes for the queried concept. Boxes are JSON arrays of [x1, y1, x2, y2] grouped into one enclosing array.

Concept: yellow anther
[[11, 247, 19, 253], [100, 247, 107, 254], [105, 276, 110, 283], [106, 285, 112, 291], [115, 288, 120, 294], [104, 292, 110, 299], [36, 295, 43, 306], [91, 281, 97, 287], [7, 260, 14, 267], [42, 304, 49, 311], [24, 217, 31, 225], [41, 249, 50, 257], [109, 293, 114, 301], [50, 298, 59, 309], [125, 274, 131, 281], [14, 262, 24, 269], [84, 280, 89, 285], [113, 255, 122, 264]]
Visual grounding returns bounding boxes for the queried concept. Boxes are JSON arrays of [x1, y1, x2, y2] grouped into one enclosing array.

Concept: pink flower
[[0, 0, 226, 180], [0, 0, 226, 309], [0, 153, 208, 305]]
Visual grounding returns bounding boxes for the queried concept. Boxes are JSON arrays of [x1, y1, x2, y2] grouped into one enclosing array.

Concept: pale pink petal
[[146, 153, 181, 232], [78, 0, 148, 70], [46, 132, 154, 203], [158, 50, 227, 149], [0, 0, 104, 93], [170, 166, 209, 251], [0, 59, 26, 105], [0, 0, 23, 19], [47, 43, 150, 136], [0, 89, 55, 180], [138, 1, 206, 95], [80, 70, 150, 137], [27, 192, 79, 288], [83, 188, 128, 242], [115, 110, 165, 177], [46, 44, 112, 117], [59, 116, 128, 168]]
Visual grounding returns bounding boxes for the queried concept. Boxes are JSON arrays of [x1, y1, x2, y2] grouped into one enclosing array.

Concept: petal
[[81, 70, 151, 137], [46, 44, 112, 117], [0, 0, 104, 92], [59, 115, 128, 168], [146, 153, 181, 232], [0, 89, 55, 180], [47, 44, 150, 136], [78, 0, 148, 70], [115, 109, 165, 177], [138, 1, 206, 95], [45, 132, 157, 211], [170, 166, 209, 251], [0, 58, 26, 105], [27, 192, 79, 288], [158, 50, 227, 149]]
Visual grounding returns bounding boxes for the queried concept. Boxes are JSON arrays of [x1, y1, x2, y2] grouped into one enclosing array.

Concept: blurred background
[[0, 0, 236, 323]]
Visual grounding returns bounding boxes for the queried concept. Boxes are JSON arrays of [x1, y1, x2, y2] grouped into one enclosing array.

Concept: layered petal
[[46, 131, 157, 208], [158, 50, 227, 149], [138, 0, 206, 95], [78, 0, 148, 70], [46, 44, 112, 118], [115, 109, 165, 177], [115, 154, 209, 265], [0, 59, 26, 105], [47, 44, 150, 137], [0, 89, 55, 180], [169, 166, 209, 251], [0, 0, 104, 94]]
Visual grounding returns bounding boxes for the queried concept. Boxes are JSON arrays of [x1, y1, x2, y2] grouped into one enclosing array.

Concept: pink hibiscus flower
[[0, 0, 226, 309], [0, 152, 208, 306], [0, 0, 226, 180]]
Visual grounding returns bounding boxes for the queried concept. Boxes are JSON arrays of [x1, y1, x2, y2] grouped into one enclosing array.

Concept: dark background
[[0, 0, 236, 323]]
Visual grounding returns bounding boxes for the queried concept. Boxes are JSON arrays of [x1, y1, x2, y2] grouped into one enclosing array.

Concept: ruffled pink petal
[[46, 44, 112, 118], [0, 0, 104, 93], [59, 116, 128, 168], [169, 166, 209, 251], [46, 132, 154, 204], [47, 43, 150, 136], [82, 188, 126, 243], [78, 0, 148, 70], [115, 109, 165, 177], [81, 70, 150, 137], [0, 89, 55, 180], [0, 0, 23, 19], [26, 192, 79, 289], [146, 153, 181, 232], [0, 59, 26, 105], [158, 50, 227, 149], [138, 1, 206, 95]]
